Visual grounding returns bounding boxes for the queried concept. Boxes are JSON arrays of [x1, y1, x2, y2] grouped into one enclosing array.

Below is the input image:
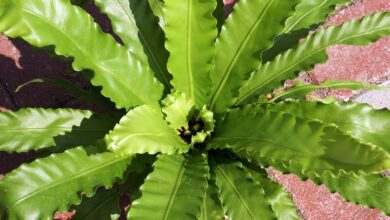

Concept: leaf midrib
[[236, 26, 390, 104], [2, 154, 131, 216], [284, 0, 328, 33], [162, 161, 186, 220], [211, 136, 313, 155], [21, 7, 150, 105], [81, 190, 119, 219], [116, 0, 171, 87], [320, 154, 386, 169], [338, 175, 384, 196], [270, 81, 367, 101], [186, 0, 195, 102], [200, 195, 207, 220], [210, 0, 274, 109], [216, 165, 257, 219]]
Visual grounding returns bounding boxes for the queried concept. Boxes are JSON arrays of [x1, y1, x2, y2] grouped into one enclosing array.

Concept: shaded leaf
[[214, 0, 225, 33], [244, 165, 300, 220], [74, 158, 154, 220], [73, 188, 120, 220], [94, 0, 171, 89], [105, 105, 189, 155], [0, 0, 163, 109], [238, 12, 390, 105], [199, 180, 225, 220], [210, 0, 299, 113], [164, 0, 217, 106], [211, 155, 275, 220], [0, 146, 132, 220], [262, 0, 350, 61], [147, 0, 165, 28], [128, 152, 209, 220], [16, 78, 114, 108]]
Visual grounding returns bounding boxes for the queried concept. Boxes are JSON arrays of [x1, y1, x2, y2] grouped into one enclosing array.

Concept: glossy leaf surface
[[212, 155, 275, 220], [106, 105, 189, 155], [238, 12, 390, 105], [161, 92, 195, 131], [263, 0, 350, 61], [0, 146, 132, 220], [128, 153, 209, 219], [264, 101, 390, 153], [210, 0, 299, 113], [245, 167, 300, 220], [164, 0, 217, 106], [0, 108, 118, 152], [209, 106, 389, 174], [94, 0, 171, 88], [0, 0, 163, 109]]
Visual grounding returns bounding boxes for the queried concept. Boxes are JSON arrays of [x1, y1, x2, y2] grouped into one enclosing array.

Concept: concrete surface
[[355, 80, 390, 109], [0, 0, 389, 219]]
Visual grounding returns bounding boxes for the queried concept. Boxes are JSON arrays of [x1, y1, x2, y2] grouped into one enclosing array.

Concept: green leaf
[[0, 0, 163, 109], [238, 12, 390, 105], [208, 106, 389, 174], [244, 166, 300, 220], [94, 0, 171, 89], [273, 162, 390, 216], [164, 0, 218, 107], [270, 80, 379, 102], [0, 108, 117, 152], [209, 0, 299, 113], [0, 146, 132, 220], [214, 0, 225, 33], [283, 0, 349, 32], [315, 172, 390, 215], [147, 0, 165, 28], [211, 155, 275, 220], [262, 0, 350, 61], [105, 105, 189, 155], [199, 180, 225, 220], [15, 78, 114, 108], [263, 100, 390, 154], [74, 160, 154, 220], [161, 91, 195, 131], [71, 0, 88, 6], [73, 187, 120, 220], [128, 152, 209, 220]]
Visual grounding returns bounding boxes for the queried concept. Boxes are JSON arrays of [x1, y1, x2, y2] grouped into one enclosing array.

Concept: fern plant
[[0, 0, 389, 219]]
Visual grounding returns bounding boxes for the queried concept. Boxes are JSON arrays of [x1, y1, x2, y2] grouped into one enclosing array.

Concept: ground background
[[0, 0, 390, 219]]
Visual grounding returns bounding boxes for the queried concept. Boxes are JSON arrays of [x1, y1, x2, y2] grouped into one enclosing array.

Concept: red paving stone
[[0, 35, 21, 68], [0, 0, 389, 219], [312, 0, 390, 84], [268, 169, 388, 220], [281, 0, 390, 219], [312, 37, 390, 84]]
